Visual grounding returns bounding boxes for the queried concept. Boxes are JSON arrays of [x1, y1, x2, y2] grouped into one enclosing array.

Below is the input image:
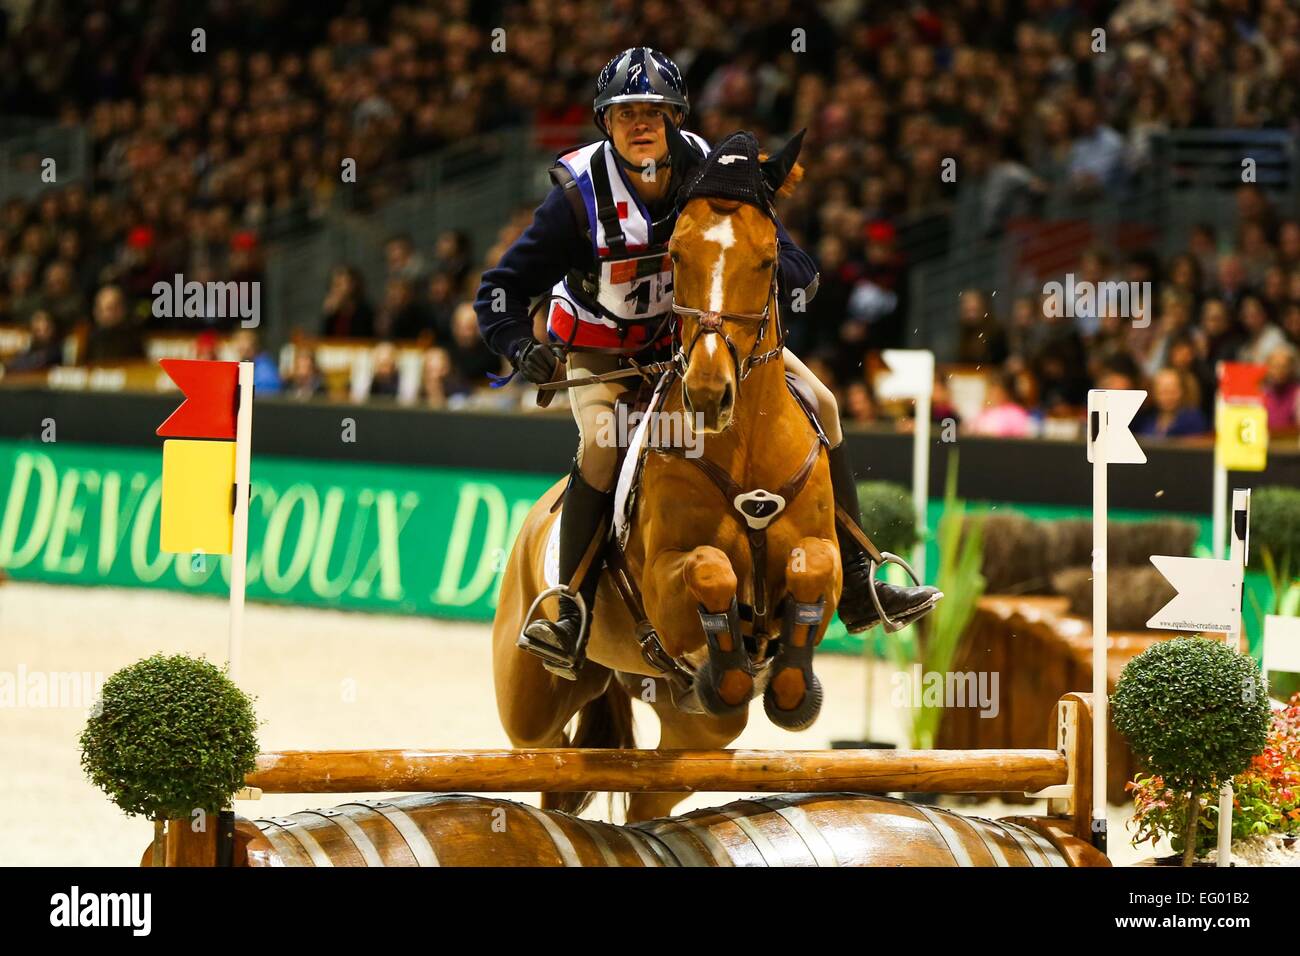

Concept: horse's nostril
[[721, 383, 734, 409]]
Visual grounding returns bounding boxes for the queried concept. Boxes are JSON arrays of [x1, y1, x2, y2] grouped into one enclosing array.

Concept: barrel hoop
[[272, 818, 335, 867], [719, 803, 786, 865], [354, 802, 441, 866], [256, 821, 313, 867], [517, 803, 583, 866], [953, 814, 1011, 867], [754, 797, 841, 867], [299, 809, 384, 867], [636, 817, 729, 866], [910, 803, 974, 867], [569, 816, 628, 867], [617, 825, 678, 867], [996, 820, 1066, 867]]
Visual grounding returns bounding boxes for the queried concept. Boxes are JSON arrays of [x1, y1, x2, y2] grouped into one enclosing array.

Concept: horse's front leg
[[765, 536, 839, 731], [643, 545, 753, 716]]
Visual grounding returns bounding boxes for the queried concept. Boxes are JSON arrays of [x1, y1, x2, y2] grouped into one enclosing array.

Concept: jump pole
[[245, 746, 1069, 795]]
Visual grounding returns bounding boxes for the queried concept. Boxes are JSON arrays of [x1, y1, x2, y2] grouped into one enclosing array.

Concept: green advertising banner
[[0, 439, 554, 620], [0, 438, 1273, 658]]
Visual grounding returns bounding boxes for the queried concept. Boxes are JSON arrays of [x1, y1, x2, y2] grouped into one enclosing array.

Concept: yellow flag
[[160, 439, 236, 553], [1216, 403, 1268, 472]]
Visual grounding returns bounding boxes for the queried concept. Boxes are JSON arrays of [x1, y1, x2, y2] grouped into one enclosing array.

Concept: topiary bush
[[857, 481, 918, 557], [1111, 637, 1271, 865], [80, 654, 259, 821]]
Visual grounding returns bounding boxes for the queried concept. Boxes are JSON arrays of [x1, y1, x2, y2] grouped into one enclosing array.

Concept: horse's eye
[[759, 258, 774, 270]]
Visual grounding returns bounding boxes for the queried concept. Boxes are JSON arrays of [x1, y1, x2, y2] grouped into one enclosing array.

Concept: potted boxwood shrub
[[80, 653, 259, 865], [1127, 692, 1300, 864], [1112, 637, 1271, 865]]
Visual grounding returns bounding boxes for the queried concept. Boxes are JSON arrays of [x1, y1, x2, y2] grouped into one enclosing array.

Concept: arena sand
[[0, 581, 1142, 866]]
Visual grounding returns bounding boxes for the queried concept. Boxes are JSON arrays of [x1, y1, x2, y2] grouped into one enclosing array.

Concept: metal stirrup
[[866, 551, 923, 632], [521, 585, 589, 654]]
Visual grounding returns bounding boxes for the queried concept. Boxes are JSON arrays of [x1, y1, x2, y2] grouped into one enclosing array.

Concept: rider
[[475, 47, 940, 677]]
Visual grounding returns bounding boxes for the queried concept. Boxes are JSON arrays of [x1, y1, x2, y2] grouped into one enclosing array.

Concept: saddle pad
[[612, 371, 673, 550]]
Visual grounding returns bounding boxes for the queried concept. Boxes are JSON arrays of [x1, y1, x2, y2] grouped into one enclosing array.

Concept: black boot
[[518, 463, 615, 679], [827, 443, 943, 634]]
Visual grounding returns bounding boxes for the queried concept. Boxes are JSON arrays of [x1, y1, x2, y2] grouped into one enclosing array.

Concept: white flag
[[1087, 389, 1147, 464], [877, 349, 934, 401], [1264, 616, 1300, 676], [1147, 555, 1239, 633]]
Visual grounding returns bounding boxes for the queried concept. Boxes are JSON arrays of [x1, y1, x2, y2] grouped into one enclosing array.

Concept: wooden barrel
[[246, 793, 1104, 867]]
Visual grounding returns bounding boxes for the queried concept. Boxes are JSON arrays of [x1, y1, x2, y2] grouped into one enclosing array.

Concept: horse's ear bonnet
[[672, 128, 806, 220]]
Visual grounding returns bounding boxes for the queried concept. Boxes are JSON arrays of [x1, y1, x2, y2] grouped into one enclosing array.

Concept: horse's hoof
[[764, 671, 823, 731], [693, 661, 753, 717]]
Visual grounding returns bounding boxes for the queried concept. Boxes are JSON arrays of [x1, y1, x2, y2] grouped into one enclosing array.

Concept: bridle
[[670, 265, 784, 390]]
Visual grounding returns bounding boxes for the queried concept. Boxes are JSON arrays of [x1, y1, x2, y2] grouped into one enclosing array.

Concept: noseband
[[671, 268, 784, 391]]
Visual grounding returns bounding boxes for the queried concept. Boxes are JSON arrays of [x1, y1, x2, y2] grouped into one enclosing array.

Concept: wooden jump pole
[[246, 747, 1067, 795]]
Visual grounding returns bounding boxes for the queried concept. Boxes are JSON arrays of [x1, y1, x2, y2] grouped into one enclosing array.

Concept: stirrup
[[867, 551, 923, 634], [518, 585, 590, 678]]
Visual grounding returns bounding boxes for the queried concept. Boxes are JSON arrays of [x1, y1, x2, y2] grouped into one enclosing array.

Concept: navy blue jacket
[[474, 172, 818, 362]]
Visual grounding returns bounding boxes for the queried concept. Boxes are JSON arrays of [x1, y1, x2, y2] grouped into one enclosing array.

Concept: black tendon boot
[[518, 463, 616, 679], [827, 443, 943, 633]]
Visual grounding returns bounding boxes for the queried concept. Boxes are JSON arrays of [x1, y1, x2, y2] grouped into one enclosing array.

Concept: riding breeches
[[782, 348, 843, 447], [567, 351, 626, 492]]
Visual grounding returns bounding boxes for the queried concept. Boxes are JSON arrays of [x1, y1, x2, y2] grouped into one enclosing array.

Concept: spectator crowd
[[0, 0, 1297, 427]]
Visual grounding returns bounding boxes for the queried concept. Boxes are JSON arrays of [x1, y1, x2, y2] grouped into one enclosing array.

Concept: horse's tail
[[541, 677, 635, 817]]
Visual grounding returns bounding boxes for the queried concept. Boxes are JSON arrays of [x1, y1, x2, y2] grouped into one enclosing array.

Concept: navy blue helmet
[[593, 47, 689, 134]]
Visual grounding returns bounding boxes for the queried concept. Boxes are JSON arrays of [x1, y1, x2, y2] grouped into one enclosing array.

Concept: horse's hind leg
[[494, 616, 613, 748], [765, 536, 838, 731]]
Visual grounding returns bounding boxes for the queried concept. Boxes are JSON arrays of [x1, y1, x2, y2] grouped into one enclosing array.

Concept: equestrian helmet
[[593, 47, 689, 133]]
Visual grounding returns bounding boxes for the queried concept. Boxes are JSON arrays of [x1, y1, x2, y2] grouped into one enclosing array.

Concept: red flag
[[156, 359, 239, 439], [1218, 362, 1267, 403]]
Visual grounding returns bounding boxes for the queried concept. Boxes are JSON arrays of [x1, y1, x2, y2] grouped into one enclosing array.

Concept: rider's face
[[608, 103, 672, 170]]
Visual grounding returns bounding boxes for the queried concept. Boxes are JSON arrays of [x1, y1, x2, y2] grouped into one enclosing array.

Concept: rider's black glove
[[513, 338, 560, 385]]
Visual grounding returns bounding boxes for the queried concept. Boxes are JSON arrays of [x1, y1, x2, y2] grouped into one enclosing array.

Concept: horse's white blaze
[[702, 217, 734, 314]]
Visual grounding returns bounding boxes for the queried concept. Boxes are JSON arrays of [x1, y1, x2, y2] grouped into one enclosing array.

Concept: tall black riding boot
[[827, 443, 943, 633], [518, 462, 615, 679]]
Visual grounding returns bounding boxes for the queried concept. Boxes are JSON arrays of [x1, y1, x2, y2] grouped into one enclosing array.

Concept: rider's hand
[[513, 338, 560, 385]]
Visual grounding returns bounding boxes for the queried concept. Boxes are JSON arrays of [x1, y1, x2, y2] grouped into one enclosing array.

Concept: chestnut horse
[[492, 130, 840, 821]]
